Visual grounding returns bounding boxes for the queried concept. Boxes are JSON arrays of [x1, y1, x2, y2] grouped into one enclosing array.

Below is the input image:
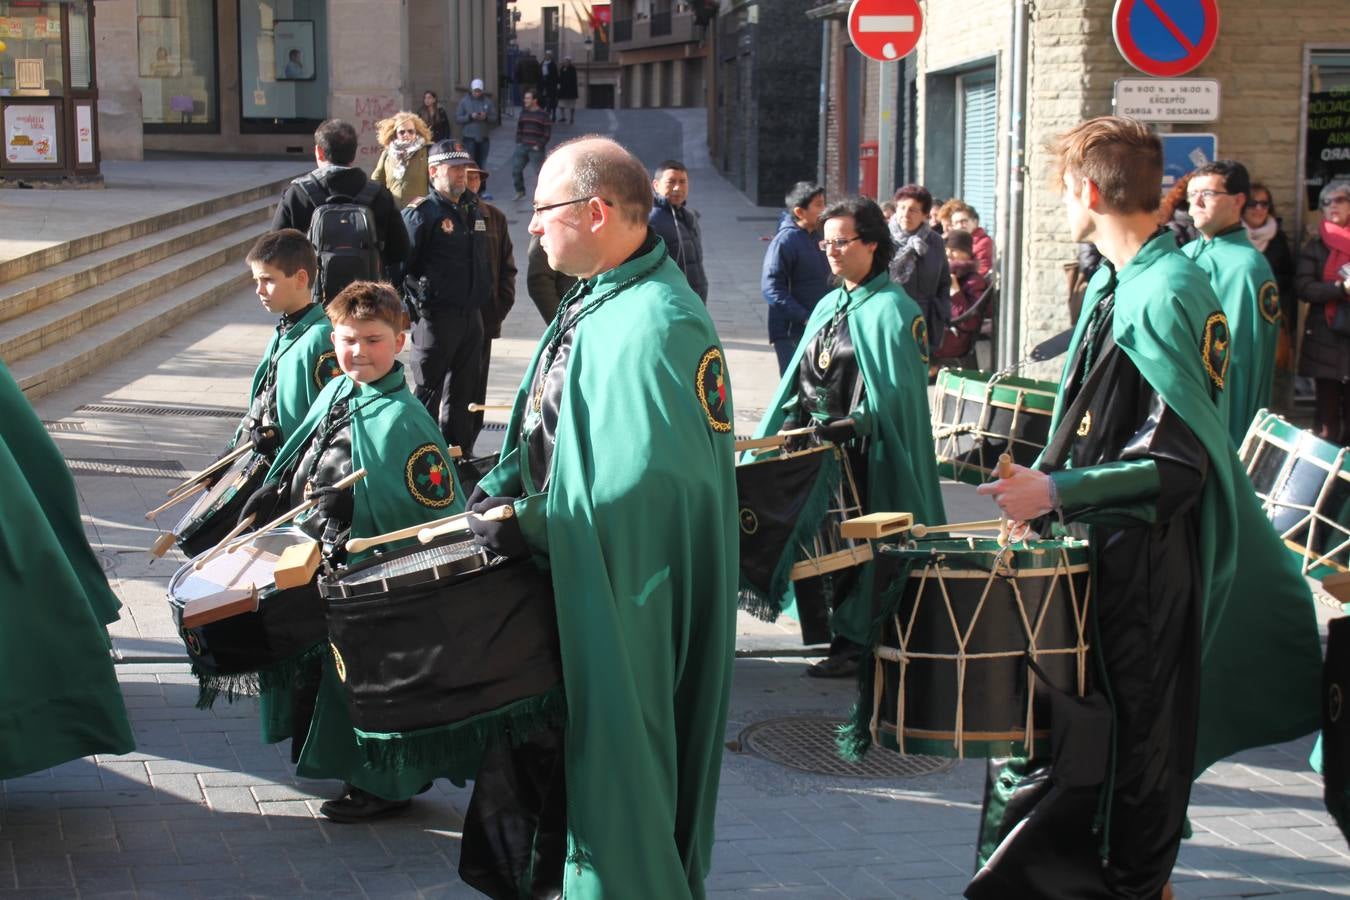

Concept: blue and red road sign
[[1112, 0, 1220, 78]]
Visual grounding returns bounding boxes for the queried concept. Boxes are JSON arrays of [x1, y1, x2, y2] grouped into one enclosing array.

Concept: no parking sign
[[1112, 0, 1220, 78]]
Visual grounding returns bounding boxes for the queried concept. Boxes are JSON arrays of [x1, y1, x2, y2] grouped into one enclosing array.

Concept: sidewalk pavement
[[3, 108, 1349, 898]]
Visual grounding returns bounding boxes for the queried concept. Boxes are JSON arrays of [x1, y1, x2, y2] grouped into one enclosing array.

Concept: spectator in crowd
[[526, 233, 576, 323], [946, 201, 996, 278], [1297, 179, 1350, 445], [455, 78, 497, 172], [514, 51, 541, 112], [927, 199, 946, 233], [556, 57, 579, 124], [370, 111, 431, 210], [649, 159, 708, 302], [1160, 172, 1200, 246], [511, 90, 552, 201], [418, 90, 452, 143], [539, 50, 560, 122], [931, 227, 989, 365], [889, 184, 950, 342], [1243, 182, 1297, 337], [881, 200, 896, 222], [761, 180, 831, 373], [465, 163, 516, 439]]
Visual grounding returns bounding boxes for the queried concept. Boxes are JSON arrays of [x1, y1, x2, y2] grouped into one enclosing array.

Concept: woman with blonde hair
[[371, 112, 431, 209]]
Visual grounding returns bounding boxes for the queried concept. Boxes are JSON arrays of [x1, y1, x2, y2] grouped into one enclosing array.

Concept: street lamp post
[[583, 36, 593, 109]]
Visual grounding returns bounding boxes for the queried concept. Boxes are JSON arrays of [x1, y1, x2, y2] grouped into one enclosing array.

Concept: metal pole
[[877, 61, 897, 201], [817, 20, 830, 188], [999, 0, 1029, 370]]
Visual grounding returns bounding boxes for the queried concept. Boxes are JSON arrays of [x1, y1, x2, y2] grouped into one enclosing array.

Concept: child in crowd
[[932, 228, 989, 362]]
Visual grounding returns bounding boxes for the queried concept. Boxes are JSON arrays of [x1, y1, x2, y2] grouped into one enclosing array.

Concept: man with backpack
[[272, 119, 409, 303], [401, 141, 493, 453]]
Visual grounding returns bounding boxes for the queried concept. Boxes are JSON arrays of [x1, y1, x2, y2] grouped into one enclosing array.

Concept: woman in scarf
[[887, 184, 950, 346], [372, 112, 431, 209], [1297, 178, 1350, 444]]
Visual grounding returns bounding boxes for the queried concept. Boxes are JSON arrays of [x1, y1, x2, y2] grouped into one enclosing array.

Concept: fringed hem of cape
[[354, 684, 568, 772], [192, 641, 328, 711]]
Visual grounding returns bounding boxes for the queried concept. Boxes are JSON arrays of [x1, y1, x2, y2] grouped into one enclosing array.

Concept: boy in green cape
[[1, 360, 134, 778], [239, 281, 465, 823], [467, 137, 737, 898], [975, 116, 1322, 899], [1182, 160, 1281, 444]]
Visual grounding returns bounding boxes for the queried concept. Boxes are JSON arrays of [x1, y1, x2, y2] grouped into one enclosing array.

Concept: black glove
[[248, 424, 282, 455], [467, 499, 529, 559], [815, 416, 857, 445], [466, 483, 493, 512], [308, 484, 355, 525], [239, 482, 283, 526]]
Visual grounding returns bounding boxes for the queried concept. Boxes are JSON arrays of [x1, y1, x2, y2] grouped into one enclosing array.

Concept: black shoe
[[319, 786, 412, 823], [805, 649, 862, 679]]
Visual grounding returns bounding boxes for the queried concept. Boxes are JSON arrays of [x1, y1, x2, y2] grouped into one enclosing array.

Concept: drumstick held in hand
[[467, 403, 511, 412], [192, 514, 257, 571], [910, 518, 1005, 538], [347, 511, 471, 554], [144, 480, 207, 520], [733, 426, 816, 453], [225, 468, 368, 553], [995, 453, 1017, 544], [164, 442, 255, 497], [418, 504, 515, 544]]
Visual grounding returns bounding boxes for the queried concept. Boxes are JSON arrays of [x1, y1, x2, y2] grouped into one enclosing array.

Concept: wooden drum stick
[[734, 426, 816, 454], [144, 480, 207, 520], [346, 511, 471, 554], [467, 403, 511, 413], [165, 442, 254, 497], [191, 514, 257, 571], [225, 468, 368, 554], [417, 503, 517, 544], [995, 453, 1016, 544], [911, 518, 1005, 538]]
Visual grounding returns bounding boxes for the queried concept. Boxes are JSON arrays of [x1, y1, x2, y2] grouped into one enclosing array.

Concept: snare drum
[[167, 526, 326, 678], [171, 448, 271, 558], [320, 531, 562, 757], [932, 369, 1058, 486], [1240, 409, 1350, 580], [865, 538, 1091, 759]]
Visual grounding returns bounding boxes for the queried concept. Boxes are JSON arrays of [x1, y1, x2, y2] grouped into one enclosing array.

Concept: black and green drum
[[932, 369, 1058, 485]]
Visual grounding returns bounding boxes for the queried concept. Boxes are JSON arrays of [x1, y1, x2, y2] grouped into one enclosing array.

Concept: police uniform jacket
[[402, 188, 493, 313]]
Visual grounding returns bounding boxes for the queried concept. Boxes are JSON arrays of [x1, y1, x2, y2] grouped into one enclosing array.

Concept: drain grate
[[43, 420, 86, 433], [738, 716, 956, 779], [66, 457, 187, 479], [78, 401, 248, 419]]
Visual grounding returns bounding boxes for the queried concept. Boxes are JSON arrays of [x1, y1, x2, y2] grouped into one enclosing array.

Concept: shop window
[[240, 0, 329, 133], [957, 69, 997, 238], [0, 2, 66, 97], [137, 0, 218, 131], [1304, 51, 1350, 212]]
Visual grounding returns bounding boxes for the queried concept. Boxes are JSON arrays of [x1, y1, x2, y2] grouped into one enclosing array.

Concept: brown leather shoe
[[319, 786, 412, 823], [805, 650, 861, 679]]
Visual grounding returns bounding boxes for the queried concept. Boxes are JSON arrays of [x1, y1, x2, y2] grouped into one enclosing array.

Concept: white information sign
[[1114, 78, 1220, 123], [5, 104, 58, 164]]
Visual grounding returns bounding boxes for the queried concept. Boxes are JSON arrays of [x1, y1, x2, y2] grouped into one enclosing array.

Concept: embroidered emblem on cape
[[1077, 410, 1093, 437], [696, 346, 732, 433], [332, 642, 347, 683], [405, 443, 456, 508], [739, 507, 759, 535], [314, 351, 342, 388], [182, 628, 204, 658], [440, 218, 455, 234], [1201, 311, 1231, 391], [912, 316, 930, 364], [1258, 281, 1281, 325]]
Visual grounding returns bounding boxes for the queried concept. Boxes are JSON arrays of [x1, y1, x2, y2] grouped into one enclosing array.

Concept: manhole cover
[[738, 716, 956, 779]]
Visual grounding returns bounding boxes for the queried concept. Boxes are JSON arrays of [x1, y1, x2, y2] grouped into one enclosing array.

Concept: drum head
[[323, 529, 486, 597], [933, 370, 1058, 485]]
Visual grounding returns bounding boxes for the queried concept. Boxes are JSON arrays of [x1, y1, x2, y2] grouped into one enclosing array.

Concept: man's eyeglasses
[[1244, 200, 1271, 210], [531, 195, 614, 215], [819, 236, 861, 251], [1323, 196, 1350, 208], [1186, 189, 1238, 205]]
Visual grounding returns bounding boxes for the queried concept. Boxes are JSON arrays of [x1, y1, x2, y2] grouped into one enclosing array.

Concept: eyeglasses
[[1322, 196, 1350, 208], [1244, 200, 1271, 210], [1186, 189, 1238, 205], [819, 236, 861, 251], [396, 128, 416, 136], [531, 195, 614, 215]]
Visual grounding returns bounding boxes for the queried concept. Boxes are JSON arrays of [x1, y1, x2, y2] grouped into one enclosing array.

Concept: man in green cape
[[742, 196, 944, 678], [975, 117, 1322, 899], [1, 360, 134, 778], [1182, 160, 1281, 445], [468, 137, 737, 898], [238, 282, 466, 823]]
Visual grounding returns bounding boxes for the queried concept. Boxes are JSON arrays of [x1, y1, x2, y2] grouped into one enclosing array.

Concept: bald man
[[462, 136, 738, 898]]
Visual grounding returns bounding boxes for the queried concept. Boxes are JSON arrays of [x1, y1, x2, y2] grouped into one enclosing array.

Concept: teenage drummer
[[974, 116, 1322, 898], [238, 280, 465, 823], [744, 196, 945, 678]]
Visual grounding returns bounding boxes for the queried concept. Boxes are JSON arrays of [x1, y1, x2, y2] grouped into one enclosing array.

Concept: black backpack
[[298, 175, 383, 303]]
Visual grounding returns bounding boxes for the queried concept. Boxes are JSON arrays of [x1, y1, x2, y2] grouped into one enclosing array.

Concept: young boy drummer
[[239, 280, 465, 823]]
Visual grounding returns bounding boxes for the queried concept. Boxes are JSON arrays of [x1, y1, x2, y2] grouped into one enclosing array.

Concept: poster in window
[[5, 104, 59, 164], [274, 20, 315, 81], [76, 104, 93, 164], [137, 16, 181, 78]]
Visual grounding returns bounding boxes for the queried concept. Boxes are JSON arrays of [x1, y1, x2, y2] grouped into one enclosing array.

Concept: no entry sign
[[1112, 0, 1220, 78], [847, 0, 923, 63]]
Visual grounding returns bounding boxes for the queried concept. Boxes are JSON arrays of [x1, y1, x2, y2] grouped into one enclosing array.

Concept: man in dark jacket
[[402, 142, 494, 452], [760, 181, 830, 373], [271, 119, 409, 282], [649, 160, 708, 302]]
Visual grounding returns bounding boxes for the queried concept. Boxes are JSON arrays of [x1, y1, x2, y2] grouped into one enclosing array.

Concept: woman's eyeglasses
[[1322, 196, 1350, 208], [819, 236, 861, 251], [396, 128, 417, 136], [1244, 200, 1271, 211]]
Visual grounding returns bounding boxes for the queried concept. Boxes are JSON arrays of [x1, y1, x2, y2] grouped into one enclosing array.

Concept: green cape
[[744, 270, 946, 644], [233, 302, 340, 446], [1182, 229, 1281, 445], [0, 365, 133, 777], [1052, 233, 1321, 775], [478, 240, 738, 897]]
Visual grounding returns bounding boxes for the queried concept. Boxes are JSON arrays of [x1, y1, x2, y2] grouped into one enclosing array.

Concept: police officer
[[402, 141, 492, 452]]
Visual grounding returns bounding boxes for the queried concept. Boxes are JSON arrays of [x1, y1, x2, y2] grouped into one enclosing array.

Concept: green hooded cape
[[1182, 228, 1281, 445], [1, 363, 134, 778], [232, 302, 341, 446], [743, 270, 946, 645], [1052, 233, 1321, 776], [476, 239, 738, 897]]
